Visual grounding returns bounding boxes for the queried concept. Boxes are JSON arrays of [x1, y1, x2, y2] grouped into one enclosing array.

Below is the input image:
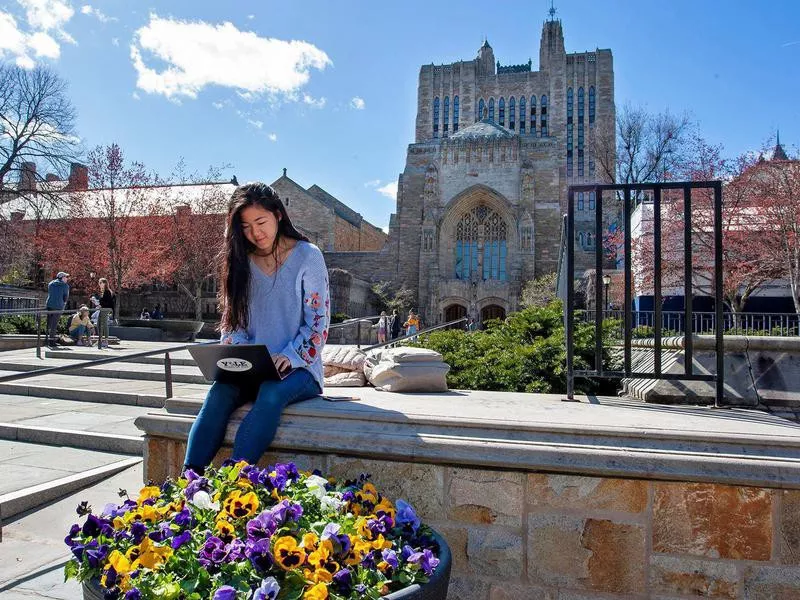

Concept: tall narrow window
[[540, 95, 548, 136], [566, 88, 573, 176], [577, 87, 585, 177], [530, 96, 536, 134], [433, 97, 440, 138], [478, 98, 485, 121], [498, 97, 505, 126], [589, 86, 596, 124], [589, 191, 596, 210], [443, 96, 450, 135], [578, 231, 585, 248], [509, 97, 515, 130], [489, 98, 495, 122], [482, 209, 508, 281], [454, 206, 507, 281], [519, 97, 526, 133], [577, 192, 584, 211], [453, 96, 460, 132]]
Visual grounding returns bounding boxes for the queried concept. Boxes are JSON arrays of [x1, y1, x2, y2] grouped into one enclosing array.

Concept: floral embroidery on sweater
[[297, 289, 329, 365]]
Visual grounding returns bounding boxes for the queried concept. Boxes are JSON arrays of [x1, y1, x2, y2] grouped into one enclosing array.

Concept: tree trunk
[[194, 283, 203, 321]]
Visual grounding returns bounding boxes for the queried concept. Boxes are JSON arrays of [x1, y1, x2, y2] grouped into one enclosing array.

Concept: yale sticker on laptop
[[216, 358, 253, 372]]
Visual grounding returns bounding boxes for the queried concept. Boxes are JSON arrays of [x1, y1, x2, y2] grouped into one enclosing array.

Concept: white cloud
[[376, 180, 398, 200], [111, 37, 119, 46], [350, 96, 365, 110], [212, 101, 224, 109], [0, 1, 75, 67], [364, 179, 382, 188], [303, 93, 326, 108], [28, 30, 59, 57], [130, 14, 331, 101], [247, 119, 263, 129], [132, 91, 140, 100], [247, 14, 255, 20], [80, 4, 116, 22], [268, 133, 277, 142]]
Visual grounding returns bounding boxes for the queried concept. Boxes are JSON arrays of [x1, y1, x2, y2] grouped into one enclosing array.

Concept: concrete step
[[0, 357, 206, 384], [0, 423, 142, 454], [0, 439, 141, 522]]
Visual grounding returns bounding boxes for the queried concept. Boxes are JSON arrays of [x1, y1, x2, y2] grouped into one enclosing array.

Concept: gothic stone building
[[326, 17, 615, 325]]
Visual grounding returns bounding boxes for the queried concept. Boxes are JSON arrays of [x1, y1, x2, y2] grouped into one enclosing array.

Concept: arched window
[[478, 98, 485, 121], [577, 88, 585, 176], [454, 205, 507, 281], [577, 192, 584, 211], [453, 96, 460, 132], [530, 96, 536, 134], [540, 95, 548, 136], [587, 232, 595, 249], [433, 97, 440, 138], [578, 231, 585, 248], [589, 191, 596, 210], [589, 86, 596, 124], [499, 98, 505, 126], [509, 97, 515, 130], [567, 88, 573, 123], [519, 96, 526, 133], [444, 96, 450, 135], [489, 98, 495, 122]]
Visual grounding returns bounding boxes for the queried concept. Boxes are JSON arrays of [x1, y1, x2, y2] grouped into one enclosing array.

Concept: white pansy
[[320, 494, 345, 512], [189, 490, 219, 511], [304, 474, 329, 499]]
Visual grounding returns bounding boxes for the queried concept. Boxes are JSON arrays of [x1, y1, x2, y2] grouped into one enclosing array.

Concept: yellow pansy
[[274, 536, 307, 570], [303, 567, 333, 584], [356, 516, 375, 540], [222, 490, 259, 519], [307, 545, 330, 570], [106, 550, 132, 575], [112, 517, 126, 530], [216, 519, 234, 537], [303, 582, 328, 600], [301, 532, 319, 550], [370, 534, 392, 551], [136, 486, 161, 505], [375, 498, 396, 519]]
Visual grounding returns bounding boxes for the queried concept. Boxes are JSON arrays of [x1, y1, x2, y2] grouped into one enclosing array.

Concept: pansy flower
[[273, 536, 306, 570]]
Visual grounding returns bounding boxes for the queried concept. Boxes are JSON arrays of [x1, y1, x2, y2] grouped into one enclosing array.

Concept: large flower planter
[[82, 530, 451, 600]]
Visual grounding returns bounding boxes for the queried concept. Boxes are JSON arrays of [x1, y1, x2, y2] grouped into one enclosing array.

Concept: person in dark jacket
[[390, 308, 402, 339], [97, 278, 115, 348], [45, 271, 70, 345]]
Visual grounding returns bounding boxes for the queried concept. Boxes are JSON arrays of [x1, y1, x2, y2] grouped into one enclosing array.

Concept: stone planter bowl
[[118, 318, 205, 342], [83, 530, 451, 599]]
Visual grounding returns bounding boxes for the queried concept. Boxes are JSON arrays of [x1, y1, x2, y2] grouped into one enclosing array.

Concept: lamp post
[[602, 273, 611, 315]]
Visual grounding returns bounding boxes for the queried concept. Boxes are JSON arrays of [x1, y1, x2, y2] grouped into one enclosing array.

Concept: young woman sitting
[[68, 306, 95, 346], [183, 182, 329, 471]]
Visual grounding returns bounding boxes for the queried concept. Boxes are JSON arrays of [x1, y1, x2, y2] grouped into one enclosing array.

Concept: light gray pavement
[[0, 463, 143, 599]]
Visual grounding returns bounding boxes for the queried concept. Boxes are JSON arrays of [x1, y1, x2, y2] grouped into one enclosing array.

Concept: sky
[[1, 0, 798, 230]]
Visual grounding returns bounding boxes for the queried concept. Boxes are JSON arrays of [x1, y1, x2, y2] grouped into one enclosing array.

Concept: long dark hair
[[219, 182, 309, 333]]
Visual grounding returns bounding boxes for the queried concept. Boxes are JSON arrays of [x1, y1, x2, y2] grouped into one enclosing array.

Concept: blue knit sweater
[[221, 241, 329, 392]]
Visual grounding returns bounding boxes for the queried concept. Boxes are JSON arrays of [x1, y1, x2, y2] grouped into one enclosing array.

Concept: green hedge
[[413, 301, 620, 395], [0, 314, 69, 335]]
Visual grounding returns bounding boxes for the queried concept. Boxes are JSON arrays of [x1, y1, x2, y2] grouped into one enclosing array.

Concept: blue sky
[[1, 0, 798, 229]]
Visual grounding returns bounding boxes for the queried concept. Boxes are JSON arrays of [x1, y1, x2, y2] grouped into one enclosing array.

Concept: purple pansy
[[212, 585, 237, 600], [124, 588, 141, 600], [407, 548, 440, 576], [331, 568, 353, 595], [198, 535, 245, 570], [366, 513, 393, 537], [170, 530, 192, 549], [245, 537, 274, 573], [395, 499, 421, 532], [130, 521, 147, 545], [381, 548, 399, 571], [253, 577, 280, 600]]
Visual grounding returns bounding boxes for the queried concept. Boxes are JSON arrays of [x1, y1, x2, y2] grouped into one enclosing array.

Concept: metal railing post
[[164, 352, 173, 399], [35, 308, 41, 359]]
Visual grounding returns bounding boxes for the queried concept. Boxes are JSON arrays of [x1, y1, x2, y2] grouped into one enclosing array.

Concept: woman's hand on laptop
[[272, 353, 291, 374]]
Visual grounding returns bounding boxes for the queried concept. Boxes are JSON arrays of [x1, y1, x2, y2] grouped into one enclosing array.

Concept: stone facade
[[270, 170, 387, 252], [328, 16, 615, 326], [144, 440, 800, 599]]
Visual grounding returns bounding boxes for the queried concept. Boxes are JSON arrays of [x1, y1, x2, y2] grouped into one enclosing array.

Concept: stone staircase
[[0, 343, 211, 522]]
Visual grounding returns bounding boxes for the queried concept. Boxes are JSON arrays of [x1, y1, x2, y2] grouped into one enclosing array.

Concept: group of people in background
[[45, 272, 115, 348], [139, 304, 164, 320], [376, 309, 422, 344]]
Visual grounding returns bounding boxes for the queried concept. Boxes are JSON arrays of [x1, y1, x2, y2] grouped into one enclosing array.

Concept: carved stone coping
[[630, 335, 800, 352], [135, 388, 800, 490]]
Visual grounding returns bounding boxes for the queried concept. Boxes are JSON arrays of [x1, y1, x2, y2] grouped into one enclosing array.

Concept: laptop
[[188, 344, 291, 384]]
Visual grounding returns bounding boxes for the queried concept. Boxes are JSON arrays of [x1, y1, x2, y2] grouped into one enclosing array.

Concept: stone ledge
[[135, 388, 800, 489]]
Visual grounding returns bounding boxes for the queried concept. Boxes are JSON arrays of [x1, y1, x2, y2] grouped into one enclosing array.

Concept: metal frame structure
[[565, 181, 725, 406]]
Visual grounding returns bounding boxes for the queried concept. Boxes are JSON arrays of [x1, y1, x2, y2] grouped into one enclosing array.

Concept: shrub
[[414, 301, 619, 395]]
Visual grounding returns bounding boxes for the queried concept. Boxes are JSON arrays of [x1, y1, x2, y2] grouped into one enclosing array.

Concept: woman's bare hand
[[272, 353, 291, 374]]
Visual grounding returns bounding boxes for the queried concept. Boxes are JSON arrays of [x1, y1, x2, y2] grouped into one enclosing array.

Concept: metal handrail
[[0, 339, 217, 398], [362, 317, 468, 352], [0, 306, 114, 359]]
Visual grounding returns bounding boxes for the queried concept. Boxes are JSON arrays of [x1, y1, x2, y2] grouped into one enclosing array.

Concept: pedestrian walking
[[404, 310, 420, 341], [45, 271, 70, 345], [377, 311, 389, 344]]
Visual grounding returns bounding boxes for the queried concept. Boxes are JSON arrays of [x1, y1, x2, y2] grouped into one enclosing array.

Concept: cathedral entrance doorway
[[444, 304, 467, 327], [481, 304, 506, 324]]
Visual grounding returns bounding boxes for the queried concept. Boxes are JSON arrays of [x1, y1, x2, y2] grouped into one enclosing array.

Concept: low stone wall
[[622, 335, 800, 412], [136, 389, 800, 599]]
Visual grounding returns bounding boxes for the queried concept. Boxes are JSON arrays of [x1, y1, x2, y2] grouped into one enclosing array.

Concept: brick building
[[327, 14, 615, 325]]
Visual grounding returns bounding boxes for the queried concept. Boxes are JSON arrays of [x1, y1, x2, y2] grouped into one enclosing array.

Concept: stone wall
[[142, 440, 800, 600], [137, 387, 800, 599]]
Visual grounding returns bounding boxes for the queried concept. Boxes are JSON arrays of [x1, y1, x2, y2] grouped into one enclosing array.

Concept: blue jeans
[[184, 368, 320, 469], [69, 324, 89, 340]]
